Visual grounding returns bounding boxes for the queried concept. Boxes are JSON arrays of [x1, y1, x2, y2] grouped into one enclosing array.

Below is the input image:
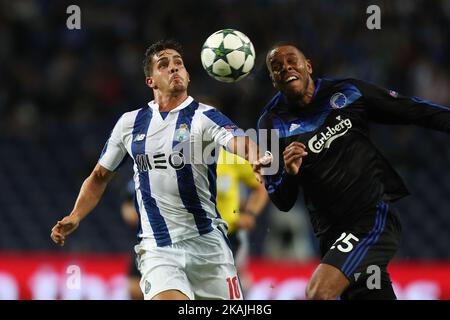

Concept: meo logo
[[135, 152, 185, 172]]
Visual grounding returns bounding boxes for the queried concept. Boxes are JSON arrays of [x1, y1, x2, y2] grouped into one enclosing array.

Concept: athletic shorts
[[134, 227, 243, 300], [319, 201, 402, 299]]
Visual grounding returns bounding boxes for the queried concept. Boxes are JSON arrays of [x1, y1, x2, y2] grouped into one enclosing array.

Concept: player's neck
[[287, 77, 316, 108], [154, 91, 188, 112]]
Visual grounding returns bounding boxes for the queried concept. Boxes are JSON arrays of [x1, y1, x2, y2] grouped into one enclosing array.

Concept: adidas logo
[[289, 123, 301, 132]]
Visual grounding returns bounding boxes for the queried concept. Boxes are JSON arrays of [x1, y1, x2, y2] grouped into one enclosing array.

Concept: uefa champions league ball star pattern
[[201, 29, 255, 83]]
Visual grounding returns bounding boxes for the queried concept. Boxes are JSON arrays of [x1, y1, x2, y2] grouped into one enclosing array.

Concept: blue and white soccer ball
[[201, 29, 255, 83]]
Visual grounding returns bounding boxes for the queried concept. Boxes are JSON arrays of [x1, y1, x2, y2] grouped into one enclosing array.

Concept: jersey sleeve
[[201, 108, 244, 147], [353, 79, 450, 133], [98, 115, 128, 171], [257, 112, 299, 211]]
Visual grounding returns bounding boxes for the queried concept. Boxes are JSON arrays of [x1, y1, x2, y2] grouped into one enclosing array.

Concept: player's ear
[[305, 59, 313, 75], [270, 73, 278, 89], [146, 76, 157, 89]]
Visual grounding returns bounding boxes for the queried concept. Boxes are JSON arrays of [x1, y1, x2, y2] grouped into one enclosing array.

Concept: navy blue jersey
[[258, 78, 450, 236]]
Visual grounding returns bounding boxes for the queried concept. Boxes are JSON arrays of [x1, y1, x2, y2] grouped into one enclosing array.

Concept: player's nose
[[283, 62, 293, 72], [278, 62, 291, 75], [169, 62, 179, 73]]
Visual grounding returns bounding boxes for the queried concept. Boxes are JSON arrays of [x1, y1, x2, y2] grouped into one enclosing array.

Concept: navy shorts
[[319, 201, 402, 299]]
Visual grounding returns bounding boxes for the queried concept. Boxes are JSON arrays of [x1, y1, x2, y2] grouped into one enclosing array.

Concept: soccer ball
[[201, 29, 255, 83]]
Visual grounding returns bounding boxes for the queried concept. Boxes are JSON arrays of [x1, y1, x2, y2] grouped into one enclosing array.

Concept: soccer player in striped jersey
[[50, 40, 265, 300]]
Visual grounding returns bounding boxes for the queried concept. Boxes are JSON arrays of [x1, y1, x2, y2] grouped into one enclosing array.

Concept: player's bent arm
[[70, 164, 116, 221], [51, 164, 115, 246], [267, 172, 299, 212], [267, 142, 305, 211], [227, 135, 271, 183]]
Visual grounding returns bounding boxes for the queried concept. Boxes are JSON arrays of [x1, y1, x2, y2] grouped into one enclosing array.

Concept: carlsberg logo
[[308, 116, 352, 153]]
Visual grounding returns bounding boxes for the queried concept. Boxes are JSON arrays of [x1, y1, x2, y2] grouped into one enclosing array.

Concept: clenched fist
[[283, 142, 308, 175]]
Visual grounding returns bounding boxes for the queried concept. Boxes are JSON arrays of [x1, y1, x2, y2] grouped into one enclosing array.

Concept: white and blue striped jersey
[[98, 96, 241, 247]]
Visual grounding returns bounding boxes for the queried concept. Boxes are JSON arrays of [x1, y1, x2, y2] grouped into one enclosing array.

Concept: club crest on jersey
[[144, 280, 151, 294], [330, 92, 348, 109], [174, 123, 190, 142], [389, 90, 399, 98]]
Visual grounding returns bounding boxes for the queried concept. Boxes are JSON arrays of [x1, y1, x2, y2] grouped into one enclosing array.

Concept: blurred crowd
[[0, 0, 449, 259]]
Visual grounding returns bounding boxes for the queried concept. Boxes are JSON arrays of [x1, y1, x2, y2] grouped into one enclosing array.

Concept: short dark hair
[[265, 41, 306, 69], [143, 39, 184, 77]]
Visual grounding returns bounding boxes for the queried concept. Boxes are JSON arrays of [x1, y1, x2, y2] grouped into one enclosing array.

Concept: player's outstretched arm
[[227, 136, 270, 183], [355, 79, 450, 133], [50, 164, 116, 246]]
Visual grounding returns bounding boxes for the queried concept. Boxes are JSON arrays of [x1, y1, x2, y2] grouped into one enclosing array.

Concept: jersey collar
[[312, 78, 322, 100], [148, 96, 194, 113], [264, 78, 322, 111]]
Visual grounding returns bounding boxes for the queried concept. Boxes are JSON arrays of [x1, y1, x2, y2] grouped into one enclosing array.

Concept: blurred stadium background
[[0, 0, 449, 300]]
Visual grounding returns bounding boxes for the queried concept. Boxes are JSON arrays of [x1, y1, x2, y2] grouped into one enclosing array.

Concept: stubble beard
[[170, 80, 187, 96]]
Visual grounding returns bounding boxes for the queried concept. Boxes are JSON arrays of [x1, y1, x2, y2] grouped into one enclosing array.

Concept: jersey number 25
[[330, 232, 360, 253]]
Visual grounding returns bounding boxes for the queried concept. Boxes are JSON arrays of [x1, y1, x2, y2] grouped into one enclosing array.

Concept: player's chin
[[282, 83, 303, 97], [171, 82, 188, 93]]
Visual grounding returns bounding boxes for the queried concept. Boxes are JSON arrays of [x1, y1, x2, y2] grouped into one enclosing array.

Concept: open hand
[[50, 215, 80, 246]]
